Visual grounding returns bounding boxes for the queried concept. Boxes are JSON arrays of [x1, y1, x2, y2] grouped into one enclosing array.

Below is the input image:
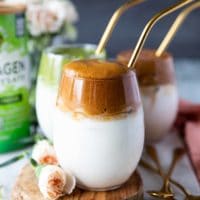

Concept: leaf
[[35, 165, 45, 178], [34, 133, 46, 143], [30, 158, 38, 168], [29, 86, 36, 107], [63, 23, 78, 41], [0, 33, 4, 47]]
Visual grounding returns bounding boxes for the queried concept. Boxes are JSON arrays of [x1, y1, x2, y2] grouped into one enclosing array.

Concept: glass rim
[[62, 69, 136, 81], [43, 43, 106, 59]]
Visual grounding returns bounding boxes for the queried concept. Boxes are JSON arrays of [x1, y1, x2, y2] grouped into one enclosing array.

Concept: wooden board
[[11, 164, 143, 200]]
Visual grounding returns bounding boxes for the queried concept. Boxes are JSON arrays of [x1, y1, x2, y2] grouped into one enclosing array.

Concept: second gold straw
[[156, 1, 200, 57], [128, 0, 194, 68]]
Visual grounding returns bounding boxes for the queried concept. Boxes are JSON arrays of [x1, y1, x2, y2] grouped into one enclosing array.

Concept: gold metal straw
[[156, 1, 200, 57], [128, 0, 194, 69], [95, 0, 145, 55]]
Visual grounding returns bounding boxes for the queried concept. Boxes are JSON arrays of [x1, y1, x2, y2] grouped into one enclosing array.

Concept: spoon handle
[[146, 145, 164, 176], [140, 158, 190, 197], [162, 148, 185, 193], [166, 148, 185, 179]]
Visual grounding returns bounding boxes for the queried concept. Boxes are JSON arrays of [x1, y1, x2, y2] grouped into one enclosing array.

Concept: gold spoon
[[146, 145, 164, 176], [145, 145, 174, 199], [140, 160, 200, 200], [146, 145, 173, 194], [146, 147, 185, 199]]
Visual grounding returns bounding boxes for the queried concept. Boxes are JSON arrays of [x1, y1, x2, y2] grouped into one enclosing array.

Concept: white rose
[[32, 140, 58, 165], [64, 0, 79, 23], [38, 165, 76, 200], [45, 0, 79, 23], [27, 2, 62, 36], [26, 0, 78, 36], [26, 4, 45, 36]]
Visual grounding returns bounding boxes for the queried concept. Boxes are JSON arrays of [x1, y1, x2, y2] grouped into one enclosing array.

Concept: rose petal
[[64, 171, 76, 194]]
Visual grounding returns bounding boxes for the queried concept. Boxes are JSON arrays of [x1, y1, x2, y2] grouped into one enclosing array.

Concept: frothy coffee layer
[[117, 49, 176, 86], [64, 59, 128, 79], [57, 59, 141, 117]]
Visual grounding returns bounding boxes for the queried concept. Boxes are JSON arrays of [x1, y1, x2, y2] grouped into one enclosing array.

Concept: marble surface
[[140, 133, 200, 199], [0, 59, 200, 200], [1, 134, 199, 200]]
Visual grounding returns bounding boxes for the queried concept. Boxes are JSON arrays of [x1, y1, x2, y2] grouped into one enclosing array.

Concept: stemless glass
[[53, 59, 144, 191], [117, 49, 178, 142], [36, 44, 106, 139]]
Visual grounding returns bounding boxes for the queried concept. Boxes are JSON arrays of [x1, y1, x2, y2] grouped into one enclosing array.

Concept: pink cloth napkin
[[175, 99, 200, 182]]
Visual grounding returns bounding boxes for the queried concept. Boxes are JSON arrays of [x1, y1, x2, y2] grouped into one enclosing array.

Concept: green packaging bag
[[0, 4, 31, 153]]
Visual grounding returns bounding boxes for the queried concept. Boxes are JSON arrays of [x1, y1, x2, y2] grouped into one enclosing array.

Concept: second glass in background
[[36, 44, 106, 140]]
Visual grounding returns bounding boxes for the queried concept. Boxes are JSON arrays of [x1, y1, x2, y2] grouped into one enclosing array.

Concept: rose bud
[[32, 140, 58, 165], [37, 165, 76, 200]]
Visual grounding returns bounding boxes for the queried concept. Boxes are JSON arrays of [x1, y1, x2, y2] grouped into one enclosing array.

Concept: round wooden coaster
[[12, 164, 143, 200]]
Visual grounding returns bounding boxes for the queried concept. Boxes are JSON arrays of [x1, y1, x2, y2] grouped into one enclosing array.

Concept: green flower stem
[[33, 133, 46, 143], [0, 151, 31, 168]]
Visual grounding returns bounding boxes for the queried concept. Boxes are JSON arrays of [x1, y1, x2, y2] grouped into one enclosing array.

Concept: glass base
[[77, 183, 122, 192]]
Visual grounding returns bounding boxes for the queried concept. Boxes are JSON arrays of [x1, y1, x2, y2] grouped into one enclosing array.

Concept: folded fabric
[[175, 99, 200, 182], [179, 99, 200, 116], [185, 122, 200, 182]]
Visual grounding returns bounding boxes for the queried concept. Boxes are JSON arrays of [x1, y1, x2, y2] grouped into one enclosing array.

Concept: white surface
[[54, 106, 144, 190], [0, 59, 200, 199], [141, 84, 178, 142]]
